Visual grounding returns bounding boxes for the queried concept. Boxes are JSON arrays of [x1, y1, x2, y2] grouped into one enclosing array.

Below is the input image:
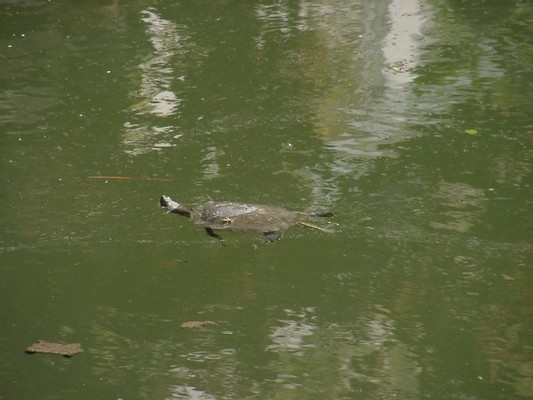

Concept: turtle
[[160, 195, 332, 243]]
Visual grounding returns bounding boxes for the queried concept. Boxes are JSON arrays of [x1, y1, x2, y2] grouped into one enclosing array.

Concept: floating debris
[[180, 321, 217, 329], [88, 175, 173, 182], [153, 142, 175, 149], [388, 60, 415, 73], [25, 340, 83, 357]]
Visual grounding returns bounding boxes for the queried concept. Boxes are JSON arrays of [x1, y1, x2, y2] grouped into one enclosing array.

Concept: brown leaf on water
[[501, 274, 515, 281], [180, 321, 217, 329], [25, 340, 83, 357], [88, 175, 173, 182]]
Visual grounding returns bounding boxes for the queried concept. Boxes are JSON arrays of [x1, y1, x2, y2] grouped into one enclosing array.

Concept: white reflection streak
[[168, 385, 217, 400], [267, 320, 316, 352], [137, 8, 181, 117], [383, 0, 426, 86], [123, 9, 184, 155], [266, 308, 316, 353]]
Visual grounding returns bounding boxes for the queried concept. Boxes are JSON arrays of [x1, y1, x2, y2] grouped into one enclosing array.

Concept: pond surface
[[1, 0, 532, 399]]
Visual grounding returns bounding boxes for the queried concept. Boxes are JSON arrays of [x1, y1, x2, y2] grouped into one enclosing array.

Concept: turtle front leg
[[261, 231, 282, 243], [205, 227, 225, 244]]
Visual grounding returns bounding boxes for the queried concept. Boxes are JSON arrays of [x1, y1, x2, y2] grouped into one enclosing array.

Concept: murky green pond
[[1, 0, 532, 399]]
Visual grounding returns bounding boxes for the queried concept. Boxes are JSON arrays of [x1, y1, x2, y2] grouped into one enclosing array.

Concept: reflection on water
[[0, 27, 64, 129], [429, 182, 486, 232], [135, 8, 183, 118], [122, 122, 177, 155], [1, 1, 532, 399], [383, 0, 426, 85], [123, 8, 188, 155], [261, 305, 423, 399], [266, 307, 317, 354]]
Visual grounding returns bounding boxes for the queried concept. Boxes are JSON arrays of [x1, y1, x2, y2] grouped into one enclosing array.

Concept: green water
[[1, 0, 532, 399]]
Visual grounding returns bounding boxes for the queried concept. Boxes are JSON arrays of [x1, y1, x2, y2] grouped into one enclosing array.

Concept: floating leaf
[[465, 129, 478, 135], [180, 321, 217, 329], [25, 340, 83, 357]]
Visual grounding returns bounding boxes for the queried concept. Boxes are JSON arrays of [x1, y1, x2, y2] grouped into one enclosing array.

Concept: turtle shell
[[190, 202, 307, 233]]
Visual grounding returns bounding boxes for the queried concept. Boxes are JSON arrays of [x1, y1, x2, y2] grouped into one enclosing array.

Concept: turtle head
[[160, 195, 191, 217]]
